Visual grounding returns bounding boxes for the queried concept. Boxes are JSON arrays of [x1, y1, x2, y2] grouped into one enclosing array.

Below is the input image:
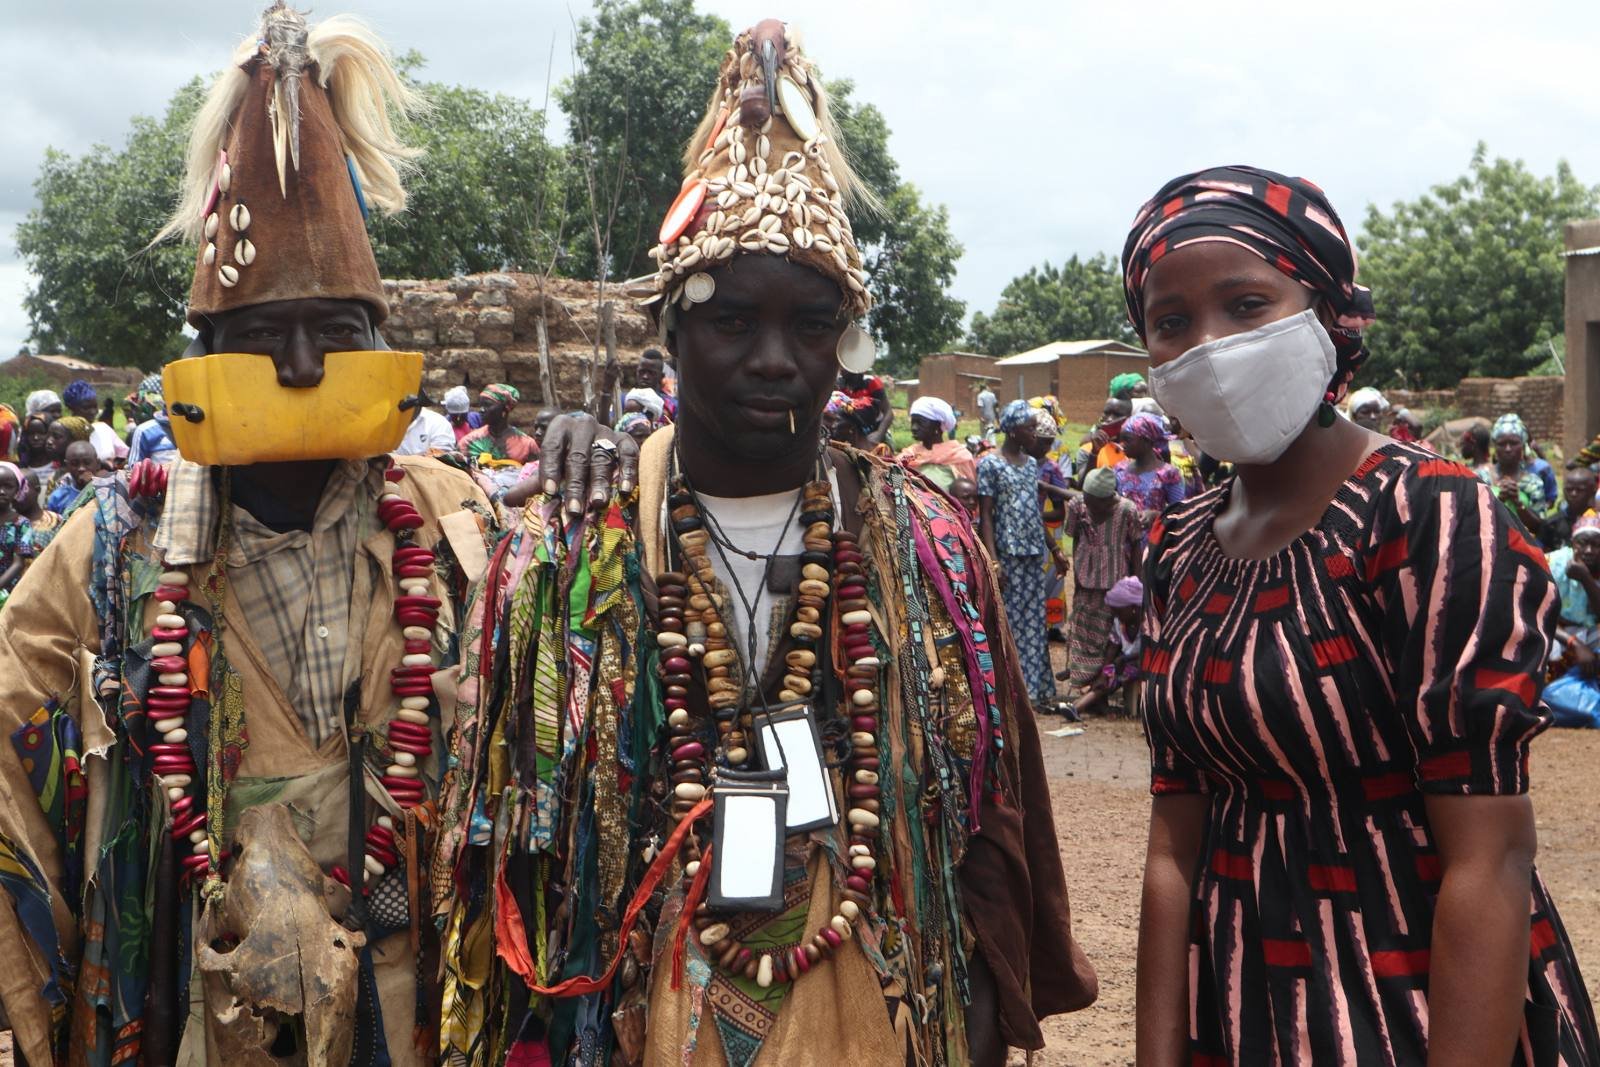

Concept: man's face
[[638, 357, 664, 392], [669, 254, 845, 463], [1085, 493, 1116, 521], [531, 408, 557, 446], [64, 442, 98, 486], [1494, 434, 1525, 469], [206, 297, 375, 387], [1101, 398, 1131, 427], [1565, 470, 1597, 516]]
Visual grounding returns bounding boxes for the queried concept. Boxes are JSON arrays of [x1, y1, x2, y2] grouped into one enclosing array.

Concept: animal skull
[[196, 803, 365, 1066]]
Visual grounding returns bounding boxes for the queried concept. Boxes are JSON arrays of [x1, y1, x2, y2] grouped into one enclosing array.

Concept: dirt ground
[[1011, 712, 1600, 1066]]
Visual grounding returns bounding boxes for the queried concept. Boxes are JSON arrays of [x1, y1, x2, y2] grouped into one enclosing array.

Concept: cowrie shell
[[229, 202, 250, 231], [218, 264, 239, 288], [234, 239, 255, 266]]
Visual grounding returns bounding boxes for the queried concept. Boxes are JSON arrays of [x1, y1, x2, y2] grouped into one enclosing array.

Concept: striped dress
[[1142, 442, 1599, 1065]]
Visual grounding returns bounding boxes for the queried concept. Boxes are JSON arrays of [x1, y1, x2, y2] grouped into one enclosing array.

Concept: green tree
[[968, 254, 1134, 355], [558, 0, 730, 279], [370, 79, 568, 277], [15, 80, 203, 369], [824, 80, 964, 374], [862, 184, 965, 376], [1357, 144, 1599, 389], [17, 66, 570, 369]]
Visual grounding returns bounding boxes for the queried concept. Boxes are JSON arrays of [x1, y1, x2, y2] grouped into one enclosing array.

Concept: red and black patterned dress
[[1142, 442, 1599, 1065]]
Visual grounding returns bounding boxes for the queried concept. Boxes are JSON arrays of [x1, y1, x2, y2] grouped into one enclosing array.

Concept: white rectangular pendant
[[757, 704, 838, 833], [707, 769, 788, 912]]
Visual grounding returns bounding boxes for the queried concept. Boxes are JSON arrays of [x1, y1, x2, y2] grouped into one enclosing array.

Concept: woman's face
[[46, 422, 70, 460], [1141, 242, 1318, 367], [22, 420, 47, 454], [1119, 431, 1153, 461], [0, 469, 17, 510], [1351, 403, 1385, 432], [1495, 434, 1525, 469]]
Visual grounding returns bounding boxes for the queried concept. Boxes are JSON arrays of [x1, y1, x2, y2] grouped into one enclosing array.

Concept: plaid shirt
[[153, 459, 381, 746]]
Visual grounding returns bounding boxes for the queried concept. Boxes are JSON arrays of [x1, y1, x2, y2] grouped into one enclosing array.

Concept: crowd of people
[[0, 8, 1595, 1067]]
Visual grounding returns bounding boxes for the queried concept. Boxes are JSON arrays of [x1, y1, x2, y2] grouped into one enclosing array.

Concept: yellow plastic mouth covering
[[161, 351, 423, 465]]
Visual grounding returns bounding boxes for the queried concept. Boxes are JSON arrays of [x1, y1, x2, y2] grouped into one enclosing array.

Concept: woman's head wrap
[[1492, 413, 1529, 444], [823, 391, 855, 418], [25, 390, 61, 417], [625, 387, 666, 422], [0, 461, 22, 490], [1573, 512, 1600, 542], [62, 380, 97, 409], [1121, 165, 1376, 402], [479, 383, 520, 411], [1346, 386, 1389, 418], [1122, 413, 1167, 444], [443, 386, 472, 415], [998, 399, 1033, 434], [616, 411, 654, 436], [1083, 466, 1119, 498], [1031, 408, 1059, 440], [650, 20, 873, 323], [54, 416, 91, 443], [1108, 373, 1146, 401], [1104, 575, 1144, 610], [909, 396, 957, 434]]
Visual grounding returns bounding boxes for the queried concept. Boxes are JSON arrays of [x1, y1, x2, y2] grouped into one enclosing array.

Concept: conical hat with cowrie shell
[[153, 3, 422, 329], [650, 19, 872, 321]]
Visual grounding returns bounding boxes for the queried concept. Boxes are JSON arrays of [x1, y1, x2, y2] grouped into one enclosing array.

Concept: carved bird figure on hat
[[738, 18, 787, 129]]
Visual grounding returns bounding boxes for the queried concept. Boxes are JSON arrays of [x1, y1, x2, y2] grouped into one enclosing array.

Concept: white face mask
[[1149, 309, 1336, 466]]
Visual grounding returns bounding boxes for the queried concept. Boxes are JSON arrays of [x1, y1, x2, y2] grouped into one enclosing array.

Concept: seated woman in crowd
[[1064, 575, 1143, 719]]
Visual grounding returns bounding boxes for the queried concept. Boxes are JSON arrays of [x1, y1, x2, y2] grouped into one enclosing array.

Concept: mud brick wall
[[380, 273, 656, 426], [1391, 376, 1564, 446]]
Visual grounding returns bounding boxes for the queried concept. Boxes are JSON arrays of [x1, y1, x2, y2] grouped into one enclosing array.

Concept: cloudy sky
[[4, 0, 1600, 360]]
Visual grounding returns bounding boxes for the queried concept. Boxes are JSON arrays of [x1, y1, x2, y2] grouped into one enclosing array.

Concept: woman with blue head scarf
[[976, 398, 1063, 713], [1476, 413, 1553, 535]]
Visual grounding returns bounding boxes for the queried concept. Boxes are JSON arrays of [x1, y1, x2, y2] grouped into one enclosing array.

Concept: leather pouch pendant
[[707, 766, 788, 912]]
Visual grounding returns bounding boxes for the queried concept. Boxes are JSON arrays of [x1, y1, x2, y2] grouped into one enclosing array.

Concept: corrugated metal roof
[[994, 339, 1146, 366]]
